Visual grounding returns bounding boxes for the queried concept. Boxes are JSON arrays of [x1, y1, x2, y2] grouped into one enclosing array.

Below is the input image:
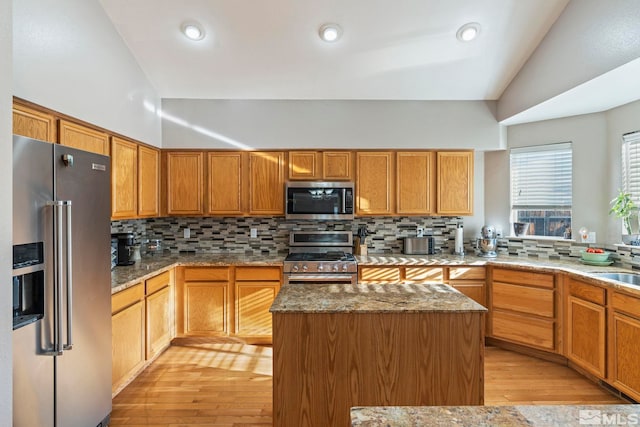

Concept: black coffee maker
[[111, 233, 135, 266]]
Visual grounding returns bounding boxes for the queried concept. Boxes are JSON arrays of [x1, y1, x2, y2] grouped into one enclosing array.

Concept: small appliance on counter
[[403, 236, 435, 255], [477, 225, 498, 258], [111, 232, 136, 266]]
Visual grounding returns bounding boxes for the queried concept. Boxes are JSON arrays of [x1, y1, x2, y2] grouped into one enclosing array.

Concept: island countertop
[[270, 282, 488, 313], [350, 405, 640, 426]]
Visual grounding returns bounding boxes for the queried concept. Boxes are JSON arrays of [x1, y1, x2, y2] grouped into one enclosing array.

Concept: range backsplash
[[110, 216, 465, 255]]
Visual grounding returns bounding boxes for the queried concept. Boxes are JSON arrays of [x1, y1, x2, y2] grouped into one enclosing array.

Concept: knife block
[[354, 237, 367, 255]]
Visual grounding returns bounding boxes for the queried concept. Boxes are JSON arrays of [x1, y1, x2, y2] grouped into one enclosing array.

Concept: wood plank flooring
[[110, 340, 626, 427]]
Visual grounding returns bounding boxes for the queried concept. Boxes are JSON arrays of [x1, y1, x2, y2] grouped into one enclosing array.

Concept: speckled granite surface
[[270, 282, 487, 313], [351, 405, 640, 426], [111, 253, 284, 293]]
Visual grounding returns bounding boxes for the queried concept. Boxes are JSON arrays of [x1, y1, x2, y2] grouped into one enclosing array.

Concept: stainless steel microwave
[[286, 182, 354, 220]]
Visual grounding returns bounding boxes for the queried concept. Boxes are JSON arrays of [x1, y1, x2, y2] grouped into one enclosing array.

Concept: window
[[622, 131, 640, 202], [510, 142, 573, 237]]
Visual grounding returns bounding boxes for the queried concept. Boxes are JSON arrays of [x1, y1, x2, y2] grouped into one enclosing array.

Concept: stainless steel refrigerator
[[12, 135, 112, 427]]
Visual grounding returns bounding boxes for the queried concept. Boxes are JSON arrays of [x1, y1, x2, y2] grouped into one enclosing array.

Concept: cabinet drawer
[[404, 267, 444, 282], [449, 266, 485, 280], [612, 291, 640, 318], [235, 266, 281, 282], [184, 267, 230, 282], [492, 282, 554, 318], [112, 283, 144, 314], [359, 267, 401, 282], [567, 278, 605, 305], [492, 310, 555, 351], [492, 268, 554, 289], [146, 270, 171, 295]]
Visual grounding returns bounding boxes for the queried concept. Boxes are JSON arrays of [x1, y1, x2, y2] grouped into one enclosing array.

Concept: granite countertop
[[270, 282, 488, 313], [111, 253, 284, 293], [351, 405, 640, 426]]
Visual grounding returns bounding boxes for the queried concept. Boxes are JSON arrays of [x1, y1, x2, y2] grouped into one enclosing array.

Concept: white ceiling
[[99, 0, 570, 101]]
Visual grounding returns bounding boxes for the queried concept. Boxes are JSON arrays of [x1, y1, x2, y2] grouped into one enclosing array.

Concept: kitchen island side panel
[[272, 311, 484, 427]]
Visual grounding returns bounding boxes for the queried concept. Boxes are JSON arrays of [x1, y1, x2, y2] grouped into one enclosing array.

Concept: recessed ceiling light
[[182, 22, 205, 41], [456, 22, 481, 42], [319, 23, 342, 43]]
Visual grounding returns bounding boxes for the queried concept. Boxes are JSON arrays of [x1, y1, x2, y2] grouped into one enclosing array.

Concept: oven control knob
[[291, 265, 299, 273], [317, 264, 324, 271], [342, 264, 349, 271], [333, 264, 339, 272], [302, 264, 308, 272]]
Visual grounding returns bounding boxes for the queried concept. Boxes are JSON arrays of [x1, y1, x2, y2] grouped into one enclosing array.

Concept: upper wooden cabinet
[[356, 152, 394, 215], [165, 151, 204, 215], [249, 151, 286, 215], [208, 152, 244, 215], [396, 152, 435, 215], [111, 137, 138, 219], [437, 151, 474, 215], [138, 145, 160, 217], [288, 151, 353, 181], [323, 151, 352, 180], [12, 102, 57, 142], [59, 119, 110, 156]]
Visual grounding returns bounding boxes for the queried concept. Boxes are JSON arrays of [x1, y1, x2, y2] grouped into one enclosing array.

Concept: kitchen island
[[270, 282, 487, 427]]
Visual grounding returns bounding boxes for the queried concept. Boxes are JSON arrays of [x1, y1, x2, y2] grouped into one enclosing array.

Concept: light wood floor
[[110, 340, 626, 427]]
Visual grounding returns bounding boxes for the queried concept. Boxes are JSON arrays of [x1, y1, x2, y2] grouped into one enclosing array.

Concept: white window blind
[[622, 131, 640, 202], [510, 142, 573, 210]]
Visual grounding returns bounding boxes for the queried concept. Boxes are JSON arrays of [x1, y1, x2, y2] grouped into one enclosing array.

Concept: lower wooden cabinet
[[565, 278, 606, 378], [111, 284, 145, 395], [146, 271, 173, 360], [235, 266, 282, 341], [449, 267, 486, 306], [181, 267, 231, 336], [489, 268, 556, 351], [609, 291, 640, 401]]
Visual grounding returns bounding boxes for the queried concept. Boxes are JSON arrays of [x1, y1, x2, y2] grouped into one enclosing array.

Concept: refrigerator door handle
[[46, 200, 65, 356], [63, 200, 73, 351]]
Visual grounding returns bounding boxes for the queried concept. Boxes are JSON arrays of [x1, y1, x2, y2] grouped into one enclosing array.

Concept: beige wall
[[13, 0, 162, 146], [487, 99, 640, 245], [0, 0, 12, 423]]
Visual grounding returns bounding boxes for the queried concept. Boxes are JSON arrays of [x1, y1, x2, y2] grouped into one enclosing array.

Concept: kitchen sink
[[591, 272, 640, 286]]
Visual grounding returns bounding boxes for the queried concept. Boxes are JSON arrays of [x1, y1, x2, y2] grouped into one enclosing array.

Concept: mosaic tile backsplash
[[111, 216, 465, 255], [112, 216, 640, 270]]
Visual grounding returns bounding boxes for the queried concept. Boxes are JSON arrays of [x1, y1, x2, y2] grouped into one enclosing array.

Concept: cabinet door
[[249, 152, 285, 215], [437, 151, 473, 215], [358, 266, 401, 283], [111, 137, 138, 219], [492, 309, 555, 351], [112, 300, 145, 394], [566, 296, 606, 378], [611, 311, 640, 401], [208, 152, 243, 215], [289, 151, 319, 180], [166, 152, 204, 215], [59, 119, 109, 156], [138, 145, 160, 217], [356, 152, 394, 215], [12, 102, 57, 142], [323, 151, 352, 181], [235, 282, 280, 337], [396, 152, 435, 215], [184, 282, 229, 336], [146, 286, 171, 360]]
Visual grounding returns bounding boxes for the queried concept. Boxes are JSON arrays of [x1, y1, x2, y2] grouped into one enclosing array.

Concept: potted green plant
[[609, 189, 638, 244]]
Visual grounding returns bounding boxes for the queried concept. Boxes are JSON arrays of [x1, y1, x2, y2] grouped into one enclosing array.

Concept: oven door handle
[[285, 274, 356, 283]]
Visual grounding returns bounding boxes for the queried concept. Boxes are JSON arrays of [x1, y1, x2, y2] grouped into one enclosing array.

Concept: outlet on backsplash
[[183, 227, 191, 239], [416, 227, 424, 237]]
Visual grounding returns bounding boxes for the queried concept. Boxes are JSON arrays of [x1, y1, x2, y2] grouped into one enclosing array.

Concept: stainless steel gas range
[[283, 231, 357, 285]]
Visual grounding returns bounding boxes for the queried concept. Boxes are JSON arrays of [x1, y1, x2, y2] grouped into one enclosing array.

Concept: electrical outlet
[[250, 228, 258, 238], [416, 227, 424, 237], [183, 227, 190, 239]]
